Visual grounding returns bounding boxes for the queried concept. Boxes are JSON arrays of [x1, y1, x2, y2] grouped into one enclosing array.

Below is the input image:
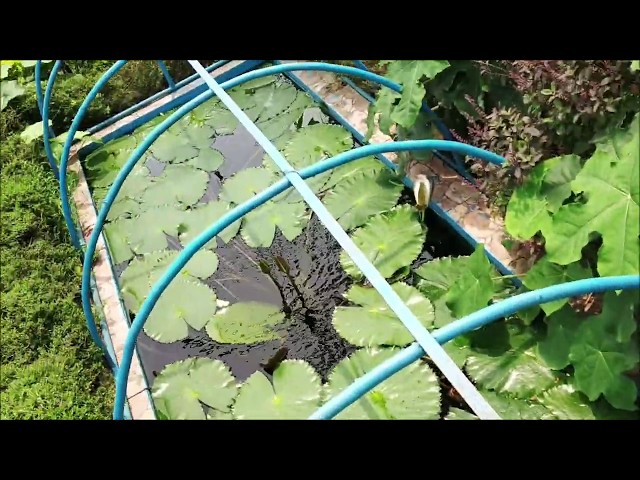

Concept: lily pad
[[149, 132, 199, 163], [256, 92, 314, 141], [140, 165, 209, 207], [445, 408, 479, 420], [240, 199, 309, 248], [152, 358, 237, 420], [205, 301, 285, 344], [183, 148, 224, 172], [252, 82, 298, 122], [218, 167, 277, 205], [232, 360, 322, 419], [323, 168, 404, 231], [106, 205, 186, 257], [282, 123, 353, 170], [120, 249, 219, 313], [325, 348, 441, 420], [178, 200, 242, 248], [144, 276, 217, 343], [340, 205, 425, 280], [332, 283, 434, 347]]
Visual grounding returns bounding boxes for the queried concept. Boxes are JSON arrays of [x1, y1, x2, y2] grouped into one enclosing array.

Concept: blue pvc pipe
[[156, 61, 176, 89], [189, 60, 500, 419], [87, 60, 231, 135], [310, 274, 640, 419], [42, 60, 62, 179], [59, 60, 127, 250], [34, 60, 56, 138]]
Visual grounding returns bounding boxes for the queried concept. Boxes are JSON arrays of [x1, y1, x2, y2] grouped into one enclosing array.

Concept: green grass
[[0, 60, 216, 419]]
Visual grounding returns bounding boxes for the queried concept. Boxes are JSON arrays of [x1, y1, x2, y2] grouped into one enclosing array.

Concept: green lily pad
[[144, 275, 217, 343], [121, 249, 219, 314], [252, 82, 298, 122], [445, 408, 479, 420], [323, 168, 404, 231], [152, 358, 237, 420], [325, 348, 441, 419], [149, 132, 199, 163], [178, 200, 242, 248], [218, 167, 277, 205], [332, 282, 434, 347], [340, 205, 425, 280], [140, 165, 209, 207], [183, 148, 224, 172], [232, 360, 322, 419], [106, 205, 186, 257], [240, 199, 309, 248], [205, 301, 285, 345]]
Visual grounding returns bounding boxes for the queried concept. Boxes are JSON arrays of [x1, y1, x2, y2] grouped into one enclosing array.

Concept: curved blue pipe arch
[[38, 60, 639, 420]]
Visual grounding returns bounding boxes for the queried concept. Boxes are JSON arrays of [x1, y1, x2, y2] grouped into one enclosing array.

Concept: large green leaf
[[282, 123, 353, 170], [183, 148, 224, 172], [324, 348, 441, 420], [537, 306, 583, 370], [539, 384, 608, 420], [414, 244, 504, 325], [178, 200, 241, 248], [367, 60, 450, 136], [522, 257, 592, 316], [240, 199, 309, 248], [144, 275, 217, 343], [105, 205, 186, 258], [251, 82, 298, 122], [149, 131, 199, 163], [20, 121, 51, 144], [256, 92, 313, 141], [218, 167, 277, 205], [445, 407, 479, 420], [538, 290, 639, 410], [1, 79, 25, 111], [323, 168, 404, 231], [205, 301, 285, 344], [266, 123, 353, 193], [544, 116, 640, 276], [466, 322, 557, 398], [332, 283, 434, 347], [232, 360, 322, 419], [152, 358, 237, 420], [340, 205, 425, 280], [120, 249, 219, 313], [504, 155, 581, 240], [568, 291, 639, 410], [481, 390, 555, 420], [140, 165, 209, 207]]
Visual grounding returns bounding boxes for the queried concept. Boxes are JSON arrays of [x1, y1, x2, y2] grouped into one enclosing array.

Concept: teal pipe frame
[[310, 274, 640, 419], [42, 60, 63, 179], [59, 61, 127, 249]]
